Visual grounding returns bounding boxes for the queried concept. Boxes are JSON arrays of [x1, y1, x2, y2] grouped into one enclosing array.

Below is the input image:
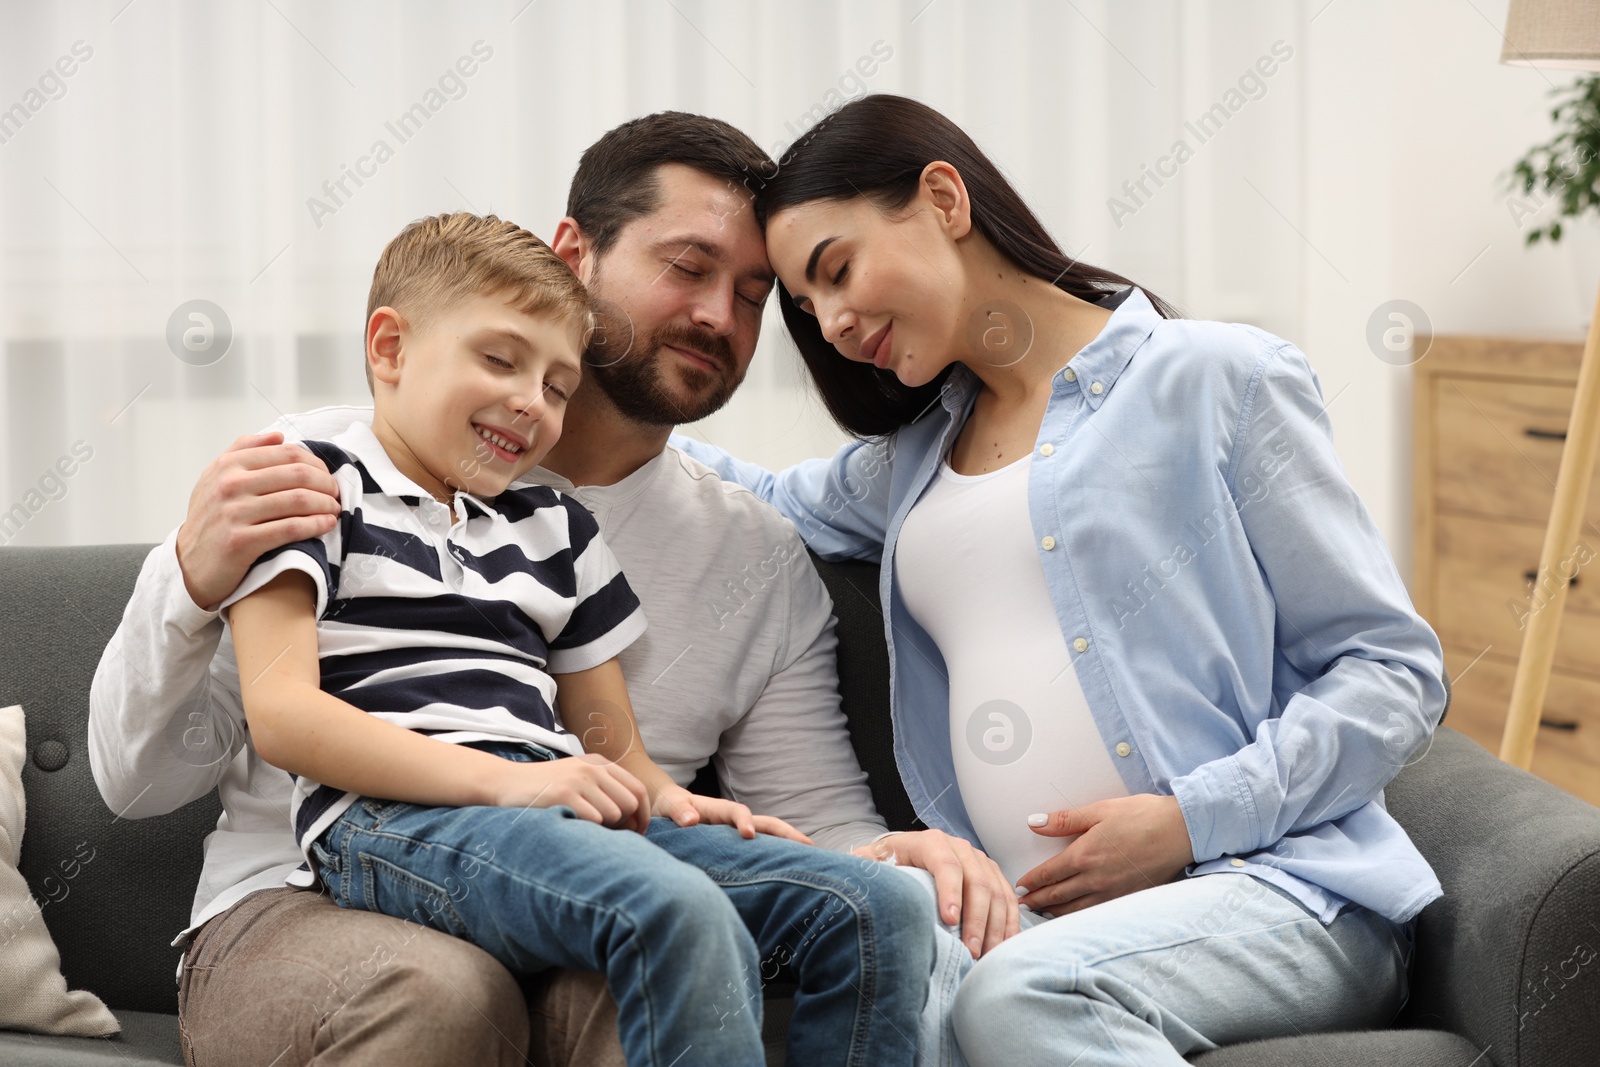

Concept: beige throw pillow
[[0, 704, 119, 1036]]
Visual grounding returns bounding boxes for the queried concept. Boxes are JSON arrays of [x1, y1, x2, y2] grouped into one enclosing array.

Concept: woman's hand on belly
[[1014, 794, 1195, 917], [853, 829, 1019, 959]]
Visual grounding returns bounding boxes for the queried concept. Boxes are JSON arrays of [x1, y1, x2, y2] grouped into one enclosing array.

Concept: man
[[90, 111, 1014, 1067]]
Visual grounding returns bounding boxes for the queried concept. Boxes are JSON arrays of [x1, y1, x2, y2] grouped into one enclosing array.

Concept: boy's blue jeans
[[311, 742, 935, 1067]]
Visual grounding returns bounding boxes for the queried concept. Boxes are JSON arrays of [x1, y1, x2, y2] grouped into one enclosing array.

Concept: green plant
[[1509, 75, 1600, 245]]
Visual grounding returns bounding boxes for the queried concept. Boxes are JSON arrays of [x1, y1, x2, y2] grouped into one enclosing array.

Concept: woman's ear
[[366, 306, 407, 388], [919, 161, 972, 241]]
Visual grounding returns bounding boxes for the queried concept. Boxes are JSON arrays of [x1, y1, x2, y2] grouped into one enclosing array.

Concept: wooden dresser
[[1413, 335, 1600, 806]]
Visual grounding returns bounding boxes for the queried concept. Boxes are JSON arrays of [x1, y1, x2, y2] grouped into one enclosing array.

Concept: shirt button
[[1063, 367, 1078, 382], [1073, 637, 1089, 653], [1115, 741, 1132, 757], [1040, 535, 1056, 551], [1090, 381, 1104, 395], [1039, 443, 1055, 457], [1230, 858, 1246, 868]]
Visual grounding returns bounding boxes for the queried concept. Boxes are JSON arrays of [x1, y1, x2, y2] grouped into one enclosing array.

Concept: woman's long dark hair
[[757, 94, 1177, 438]]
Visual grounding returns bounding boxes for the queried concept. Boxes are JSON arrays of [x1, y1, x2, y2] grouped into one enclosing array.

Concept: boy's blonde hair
[[365, 212, 591, 389]]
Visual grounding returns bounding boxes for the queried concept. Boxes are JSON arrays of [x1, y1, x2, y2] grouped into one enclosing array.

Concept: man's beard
[[583, 295, 743, 427]]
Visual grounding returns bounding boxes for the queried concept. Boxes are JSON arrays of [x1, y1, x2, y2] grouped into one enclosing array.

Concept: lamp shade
[[1502, 0, 1600, 70]]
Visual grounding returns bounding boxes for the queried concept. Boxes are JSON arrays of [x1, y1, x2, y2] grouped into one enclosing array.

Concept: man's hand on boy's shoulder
[[177, 431, 342, 612]]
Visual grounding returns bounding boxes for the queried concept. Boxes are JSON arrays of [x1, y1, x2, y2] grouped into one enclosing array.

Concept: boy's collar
[[325, 421, 446, 504]]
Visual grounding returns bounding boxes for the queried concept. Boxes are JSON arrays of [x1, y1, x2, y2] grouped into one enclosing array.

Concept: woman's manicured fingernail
[[967, 937, 981, 957], [1019, 903, 1033, 913], [1027, 813, 1049, 826], [1014, 884, 1028, 897]]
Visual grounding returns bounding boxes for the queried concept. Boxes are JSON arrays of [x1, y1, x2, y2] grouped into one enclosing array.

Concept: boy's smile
[[366, 292, 586, 504], [473, 421, 530, 462]]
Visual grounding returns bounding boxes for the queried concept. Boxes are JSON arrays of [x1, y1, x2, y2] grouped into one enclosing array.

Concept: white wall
[[1297, 0, 1591, 580], [0, 0, 1587, 570]]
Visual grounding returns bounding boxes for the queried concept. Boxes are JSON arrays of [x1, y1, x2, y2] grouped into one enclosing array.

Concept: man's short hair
[[365, 212, 591, 388], [566, 112, 773, 254]]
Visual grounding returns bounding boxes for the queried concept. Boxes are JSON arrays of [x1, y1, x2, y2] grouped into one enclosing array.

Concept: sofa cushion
[[0, 703, 118, 1037], [0, 546, 222, 1015], [809, 555, 921, 832], [1188, 1028, 1489, 1065], [0, 1009, 184, 1066]]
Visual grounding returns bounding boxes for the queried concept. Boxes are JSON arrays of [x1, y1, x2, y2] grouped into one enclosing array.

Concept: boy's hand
[[651, 786, 814, 844], [488, 753, 650, 833]]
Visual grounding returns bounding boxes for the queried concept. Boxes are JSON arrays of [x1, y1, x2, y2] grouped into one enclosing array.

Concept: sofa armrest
[[1386, 726, 1600, 1067]]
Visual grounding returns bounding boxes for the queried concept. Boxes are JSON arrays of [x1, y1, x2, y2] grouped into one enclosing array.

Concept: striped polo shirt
[[221, 421, 646, 862]]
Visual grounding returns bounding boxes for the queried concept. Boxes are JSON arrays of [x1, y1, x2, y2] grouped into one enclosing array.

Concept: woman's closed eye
[[789, 263, 849, 318], [484, 354, 514, 370], [793, 261, 851, 315]]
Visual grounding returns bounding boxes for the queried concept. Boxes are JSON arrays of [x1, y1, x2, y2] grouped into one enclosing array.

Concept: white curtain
[[7, 0, 1561, 559]]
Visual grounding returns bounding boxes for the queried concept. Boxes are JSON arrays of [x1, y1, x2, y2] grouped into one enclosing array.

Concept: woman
[[673, 94, 1445, 1066]]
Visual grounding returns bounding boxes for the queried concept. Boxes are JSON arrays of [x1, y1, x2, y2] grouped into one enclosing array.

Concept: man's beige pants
[[177, 886, 627, 1067]]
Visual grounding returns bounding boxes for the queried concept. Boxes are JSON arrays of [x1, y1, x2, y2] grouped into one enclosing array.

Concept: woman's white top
[[895, 452, 1129, 885]]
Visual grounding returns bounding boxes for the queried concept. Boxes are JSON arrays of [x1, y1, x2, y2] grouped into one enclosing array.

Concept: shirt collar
[[324, 421, 439, 504], [938, 285, 1159, 413], [517, 448, 668, 507]]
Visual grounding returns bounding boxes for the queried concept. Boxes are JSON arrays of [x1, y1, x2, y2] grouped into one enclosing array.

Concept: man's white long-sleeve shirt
[[88, 405, 887, 955]]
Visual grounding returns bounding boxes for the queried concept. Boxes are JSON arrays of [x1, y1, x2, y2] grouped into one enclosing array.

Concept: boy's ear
[[366, 307, 407, 387], [550, 218, 594, 283]]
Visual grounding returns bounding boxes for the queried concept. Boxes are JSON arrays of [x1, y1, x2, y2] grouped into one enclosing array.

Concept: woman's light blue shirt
[[673, 287, 1447, 924]]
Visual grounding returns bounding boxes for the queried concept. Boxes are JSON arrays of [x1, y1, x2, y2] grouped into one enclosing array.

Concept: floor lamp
[[1499, 0, 1600, 769]]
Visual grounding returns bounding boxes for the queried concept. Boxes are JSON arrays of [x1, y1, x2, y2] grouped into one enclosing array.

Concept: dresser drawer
[[1417, 337, 1595, 807], [1442, 645, 1600, 805], [1433, 512, 1600, 675], [1433, 377, 1600, 524]]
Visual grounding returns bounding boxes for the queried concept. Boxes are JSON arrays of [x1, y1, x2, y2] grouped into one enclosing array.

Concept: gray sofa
[[1, 544, 1597, 1066]]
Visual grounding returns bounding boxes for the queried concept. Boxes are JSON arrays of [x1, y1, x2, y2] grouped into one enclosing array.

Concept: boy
[[223, 213, 933, 1067]]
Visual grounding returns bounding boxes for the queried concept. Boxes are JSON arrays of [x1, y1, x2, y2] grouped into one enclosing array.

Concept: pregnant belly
[[948, 684, 1131, 887]]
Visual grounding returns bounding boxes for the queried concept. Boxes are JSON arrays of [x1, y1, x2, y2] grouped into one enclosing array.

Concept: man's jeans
[[313, 742, 935, 1067], [950, 873, 1413, 1066]]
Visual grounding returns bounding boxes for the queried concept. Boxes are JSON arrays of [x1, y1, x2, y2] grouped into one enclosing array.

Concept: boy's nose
[[512, 392, 544, 422]]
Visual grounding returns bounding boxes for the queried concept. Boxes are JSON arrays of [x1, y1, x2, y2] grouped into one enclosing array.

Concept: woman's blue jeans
[[949, 872, 1412, 1066], [311, 742, 935, 1067]]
